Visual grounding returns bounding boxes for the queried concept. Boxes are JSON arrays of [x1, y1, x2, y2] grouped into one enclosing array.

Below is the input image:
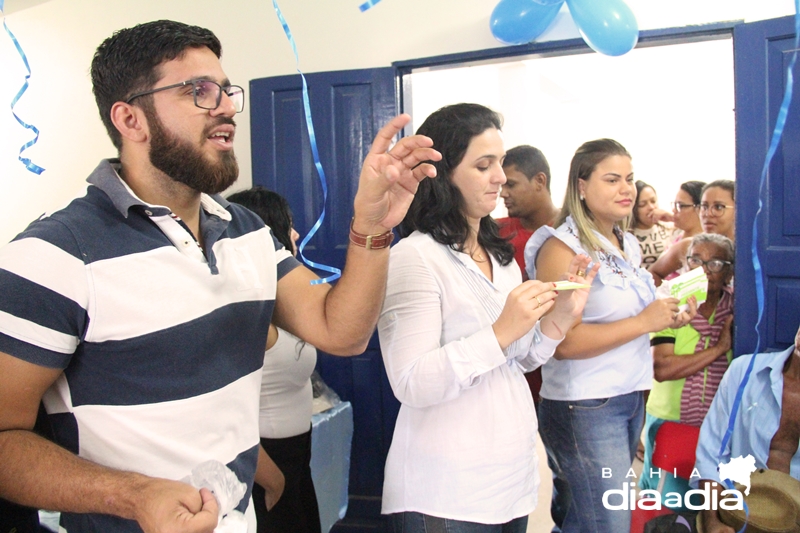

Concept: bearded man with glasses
[[0, 19, 440, 533]]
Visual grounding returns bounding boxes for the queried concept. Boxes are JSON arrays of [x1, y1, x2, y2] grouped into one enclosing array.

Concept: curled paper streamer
[[2, 9, 45, 174], [716, 4, 799, 532], [272, 0, 342, 284], [359, 0, 382, 11]]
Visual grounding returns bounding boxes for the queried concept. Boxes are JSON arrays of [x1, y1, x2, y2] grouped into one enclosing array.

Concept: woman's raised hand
[[492, 280, 558, 350], [649, 208, 674, 224], [638, 298, 680, 333], [639, 293, 697, 334], [541, 254, 599, 339], [714, 315, 733, 355], [669, 295, 697, 330]]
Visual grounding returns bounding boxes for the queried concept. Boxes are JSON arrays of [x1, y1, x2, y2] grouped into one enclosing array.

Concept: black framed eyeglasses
[[686, 256, 732, 273], [670, 201, 698, 212], [126, 79, 245, 113], [698, 203, 734, 216]]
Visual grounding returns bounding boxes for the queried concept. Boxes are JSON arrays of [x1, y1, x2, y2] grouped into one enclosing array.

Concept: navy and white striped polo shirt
[[0, 159, 300, 532]]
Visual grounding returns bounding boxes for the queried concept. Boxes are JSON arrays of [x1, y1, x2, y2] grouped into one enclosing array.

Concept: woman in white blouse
[[377, 103, 597, 533]]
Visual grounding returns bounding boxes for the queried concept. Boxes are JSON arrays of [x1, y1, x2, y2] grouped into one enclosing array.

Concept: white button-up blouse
[[378, 231, 562, 523]]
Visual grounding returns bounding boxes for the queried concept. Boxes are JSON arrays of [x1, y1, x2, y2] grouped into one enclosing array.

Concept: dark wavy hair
[[632, 180, 655, 228], [398, 103, 514, 266], [680, 180, 706, 206], [91, 20, 222, 151], [702, 179, 735, 201], [227, 187, 294, 252]]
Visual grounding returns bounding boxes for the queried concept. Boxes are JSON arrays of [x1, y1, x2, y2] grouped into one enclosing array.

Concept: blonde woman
[[524, 139, 696, 533]]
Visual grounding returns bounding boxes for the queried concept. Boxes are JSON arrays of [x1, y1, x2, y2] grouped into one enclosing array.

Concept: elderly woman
[[639, 233, 734, 502], [525, 138, 695, 533], [378, 103, 597, 533]]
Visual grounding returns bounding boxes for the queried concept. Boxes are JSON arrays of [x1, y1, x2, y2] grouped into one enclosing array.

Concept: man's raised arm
[[273, 114, 441, 355]]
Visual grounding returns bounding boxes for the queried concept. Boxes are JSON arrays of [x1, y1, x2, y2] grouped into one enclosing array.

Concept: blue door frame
[[249, 16, 798, 532], [250, 68, 400, 532], [733, 15, 800, 355]]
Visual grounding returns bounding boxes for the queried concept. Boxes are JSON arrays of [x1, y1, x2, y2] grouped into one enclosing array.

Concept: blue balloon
[[490, 0, 564, 46], [566, 0, 639, 56], [531, 0, 564, 5]]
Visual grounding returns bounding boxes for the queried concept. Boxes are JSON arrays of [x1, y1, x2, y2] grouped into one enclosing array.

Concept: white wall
[[0, 0, 795, 244], [407, 38, 735, 215]]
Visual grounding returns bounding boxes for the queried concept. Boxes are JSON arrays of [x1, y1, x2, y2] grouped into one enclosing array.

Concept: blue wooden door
[[249, 68, 400, 531], [734, 15, 800, 354]]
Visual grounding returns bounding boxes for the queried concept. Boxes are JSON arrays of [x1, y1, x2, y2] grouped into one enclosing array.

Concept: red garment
[[496, 217, 541, 403], [497, 217, 534, 281]]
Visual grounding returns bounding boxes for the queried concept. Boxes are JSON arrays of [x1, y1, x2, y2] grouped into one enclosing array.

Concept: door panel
[[734, 15, 800, 355], [249, 67, 398, 531]]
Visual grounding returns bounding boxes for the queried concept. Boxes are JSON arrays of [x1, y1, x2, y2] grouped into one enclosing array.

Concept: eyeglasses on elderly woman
[[686, 256, 732, 273]]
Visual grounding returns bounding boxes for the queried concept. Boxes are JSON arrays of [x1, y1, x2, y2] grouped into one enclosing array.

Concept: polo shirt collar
[[758, 345, 795, 407], [87, 158, 232, 221]]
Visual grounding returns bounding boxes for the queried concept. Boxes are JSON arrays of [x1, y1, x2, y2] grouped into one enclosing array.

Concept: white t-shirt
[[632, 223, 679, 269], [259, 327, 317, 439]]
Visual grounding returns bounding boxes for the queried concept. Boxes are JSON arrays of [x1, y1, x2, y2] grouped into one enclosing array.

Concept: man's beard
[[147, 110, 239, 195]]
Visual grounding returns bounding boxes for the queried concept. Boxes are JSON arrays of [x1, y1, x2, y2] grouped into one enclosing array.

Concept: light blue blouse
[[524, 216, 657, 401]]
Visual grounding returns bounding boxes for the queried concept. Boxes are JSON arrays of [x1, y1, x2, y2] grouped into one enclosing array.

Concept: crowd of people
[[0, 17, 797, 533]]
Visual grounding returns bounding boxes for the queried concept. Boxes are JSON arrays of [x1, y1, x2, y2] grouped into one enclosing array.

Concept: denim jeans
[[538, 391, 645, 533], [387, 512, 528, 533], [536, 402, 570, 533]]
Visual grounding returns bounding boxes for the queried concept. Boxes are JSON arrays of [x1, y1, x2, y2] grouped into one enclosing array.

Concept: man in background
[[497, 144, 559, 280], [496, 144, 559, 405], [497, 145, 566, 532], [695, 323, 800, 533]]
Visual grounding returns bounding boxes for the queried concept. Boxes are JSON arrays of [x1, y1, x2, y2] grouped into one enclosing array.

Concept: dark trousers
[[0, 499, 40, 533], [0, 405, 52, 533], [252, 429, 321, 533], [388, 512, 528, 533]]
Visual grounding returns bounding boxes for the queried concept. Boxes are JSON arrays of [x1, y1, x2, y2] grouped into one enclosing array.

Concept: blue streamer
[[2, 12, 45, 175], [272, 0, 341, 284], [359, 0, 382, 12], [716, 5, 799, 532]]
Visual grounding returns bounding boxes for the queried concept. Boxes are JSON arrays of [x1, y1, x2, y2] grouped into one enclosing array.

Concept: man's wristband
[[349, 218, 394, 250]]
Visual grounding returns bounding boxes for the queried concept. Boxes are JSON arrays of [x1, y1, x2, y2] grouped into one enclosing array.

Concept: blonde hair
[[557, 138, 633, 260]]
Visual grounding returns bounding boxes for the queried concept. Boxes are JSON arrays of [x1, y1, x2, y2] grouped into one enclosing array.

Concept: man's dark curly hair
[[90, 20, 222, 151]]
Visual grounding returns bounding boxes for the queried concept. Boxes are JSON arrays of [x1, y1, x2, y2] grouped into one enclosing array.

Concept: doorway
[[399, 33, 735, 218]]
